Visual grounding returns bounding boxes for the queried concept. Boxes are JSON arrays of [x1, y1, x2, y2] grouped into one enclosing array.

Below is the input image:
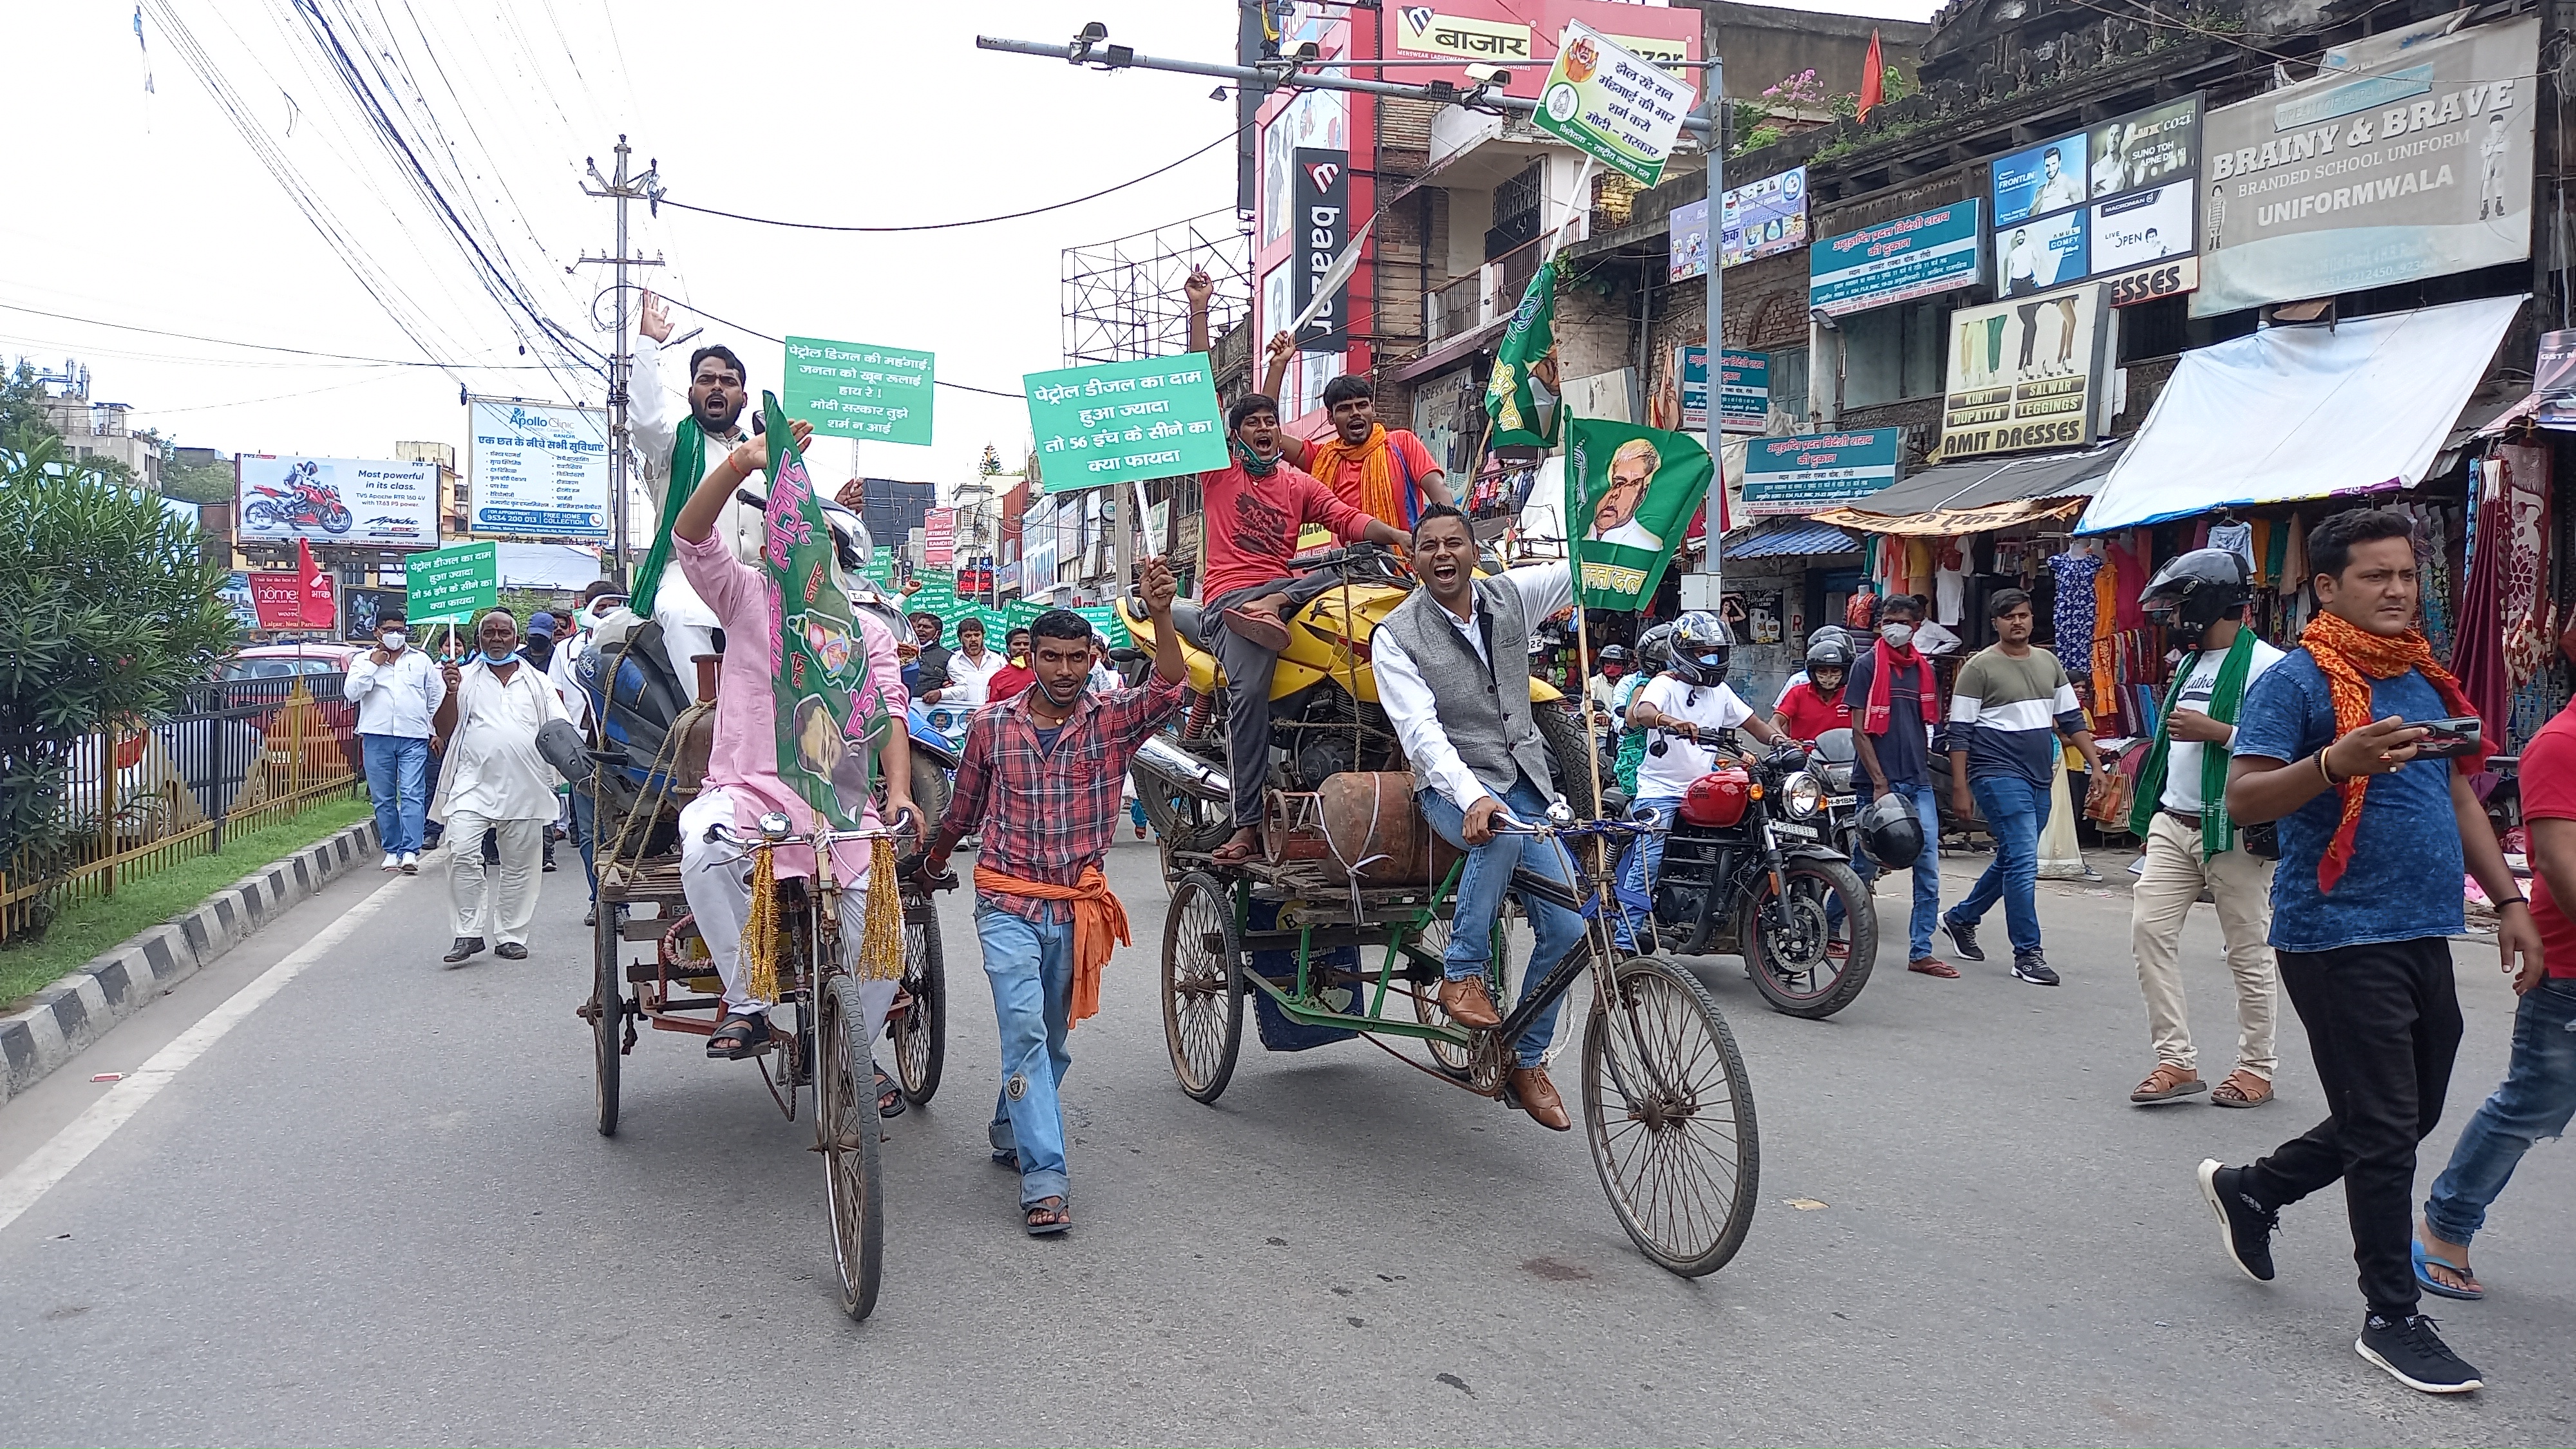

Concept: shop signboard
[[235, 453, 439, 548], [1669, 196, 1710, 281], [343, 586, 404, 641], [1676, 346, 1769, 433], [1291, 148, 1352, 352], [1023, 354, 1228, 491], [1937, 283, 2112, 460], [781, 337, 934, 446], [1809, 201, 1982, 317], [1741, 429, 1903, 515], [1991, 95, 2203, 305], [1719, 166, 1807, 269], [1389, 2, 1699, 90], [1532, 21, 1698, 187], [404, 540, 498, 626], [923, 507, 956, 567], [466, 399, 611, 539], [2196, 15, 2537, 316], [247, 573, 309, 631]]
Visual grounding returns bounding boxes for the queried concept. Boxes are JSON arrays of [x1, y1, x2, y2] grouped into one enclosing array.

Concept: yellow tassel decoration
[[861, 836, 904, 981], [743, 846, 781, 1006]]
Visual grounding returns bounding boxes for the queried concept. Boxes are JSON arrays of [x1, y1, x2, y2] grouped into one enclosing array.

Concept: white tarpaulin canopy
[[2077, 294, 2524, 534]]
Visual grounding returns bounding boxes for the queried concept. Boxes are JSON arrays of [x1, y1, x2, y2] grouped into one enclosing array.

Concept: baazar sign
[[1291, 147, 1351, 353]]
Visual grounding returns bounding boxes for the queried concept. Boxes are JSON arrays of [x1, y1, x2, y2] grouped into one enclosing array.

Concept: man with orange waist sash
[[922, 556, 1186, 1235]]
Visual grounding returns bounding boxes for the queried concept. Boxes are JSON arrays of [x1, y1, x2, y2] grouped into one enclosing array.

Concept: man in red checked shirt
[[920, 556, 1186, 1236]]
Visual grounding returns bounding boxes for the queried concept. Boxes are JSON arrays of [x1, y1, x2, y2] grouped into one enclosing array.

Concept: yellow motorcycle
[[1117, 542, 1595, 869]]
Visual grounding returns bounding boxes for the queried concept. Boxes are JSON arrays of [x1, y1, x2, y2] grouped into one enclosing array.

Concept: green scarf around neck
[[627, 417, 706, 618], [2128, 624, 2257, 857]]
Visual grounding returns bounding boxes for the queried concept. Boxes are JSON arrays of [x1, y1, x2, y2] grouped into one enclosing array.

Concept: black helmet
[[1806, 623, 1852, 654], [1804, 634, 1855, 672], [2138, 546, 2251, 649], [1636, 621, 1676, 672], [1669, 611, 1734, 687], [1862, 793, 1926, 869], [1598, 643, 1632, 667]]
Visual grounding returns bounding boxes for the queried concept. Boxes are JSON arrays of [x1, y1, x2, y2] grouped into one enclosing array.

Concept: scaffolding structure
[[1061, 209, 1252, 365]]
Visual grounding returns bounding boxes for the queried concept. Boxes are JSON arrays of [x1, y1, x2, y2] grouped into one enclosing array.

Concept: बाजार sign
[[404, 540, 499, 625], [1533, 21, 1698, 188], [782, 337, 934, 446], [1741, 430, 1904, 516], [1023, 354, 1228, 492]]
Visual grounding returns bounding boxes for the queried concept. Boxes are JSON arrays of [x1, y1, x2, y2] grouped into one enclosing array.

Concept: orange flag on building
[[1857, 30, 1885, 120]]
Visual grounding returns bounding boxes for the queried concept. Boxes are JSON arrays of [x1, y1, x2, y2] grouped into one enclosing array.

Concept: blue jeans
[[361, 734, 430, 855], [1866, 781, 1943, 959], [1615, 792, 1685, 948], [976, 901, 1075, 1206], [1952, 775, 2050, 958], [569, 787, 598, 899], [1418, 777, 1588, 1068], [2422, 978, 2576, 1245]]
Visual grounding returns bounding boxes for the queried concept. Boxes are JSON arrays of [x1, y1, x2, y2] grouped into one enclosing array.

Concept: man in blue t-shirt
[[2194, 508, 2537, 1397], [1847, 594, 1951, 976]]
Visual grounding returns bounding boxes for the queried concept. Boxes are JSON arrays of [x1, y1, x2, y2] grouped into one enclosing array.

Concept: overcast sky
[[1, 1, 1935, 492]]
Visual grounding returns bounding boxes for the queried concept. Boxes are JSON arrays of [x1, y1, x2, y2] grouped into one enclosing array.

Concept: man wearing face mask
[[431, 611, 570, 965], [344, 609, 446, 873], [1846, 594, 1953, 977], [628, 289, 764, 681]]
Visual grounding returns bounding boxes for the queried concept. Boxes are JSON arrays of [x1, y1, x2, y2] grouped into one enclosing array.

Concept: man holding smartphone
[[2194, 508, 2538, 1396]]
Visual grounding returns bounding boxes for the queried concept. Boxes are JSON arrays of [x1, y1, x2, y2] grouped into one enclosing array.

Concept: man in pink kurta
[[673, 527, 909, 1059]]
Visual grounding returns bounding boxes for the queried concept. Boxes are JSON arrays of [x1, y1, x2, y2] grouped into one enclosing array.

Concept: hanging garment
[[1934, 538, 1969, 625], [2208, 519, 2254, 570], [2280, 514, 2307, 598], [2451, 471, 2512, 735], [2497, 444, 2556, 685], [2050, 549, 2103, 676]]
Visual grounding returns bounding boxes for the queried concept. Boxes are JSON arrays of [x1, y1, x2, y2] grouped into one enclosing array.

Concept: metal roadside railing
[[0, 672, 365, 943]]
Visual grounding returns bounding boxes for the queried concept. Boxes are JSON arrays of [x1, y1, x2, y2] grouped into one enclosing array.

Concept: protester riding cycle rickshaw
[[1120, 549, 1761, 1278], [571, 479, 951, 1324]]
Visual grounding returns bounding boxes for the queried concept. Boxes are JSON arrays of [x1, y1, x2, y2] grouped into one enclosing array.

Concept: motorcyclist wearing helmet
[[1586, 643, 1633, 740], [1774, 633, 1857, 744], [1617, 611, 1787, 933], [2124, 547, 2286, 1110]]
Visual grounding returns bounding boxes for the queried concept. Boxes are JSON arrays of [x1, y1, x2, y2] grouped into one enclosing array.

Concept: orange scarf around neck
[[1308, 424, 1410, 528], [2298, 609, 2492, 893], [973, 862, 1130, 1027]]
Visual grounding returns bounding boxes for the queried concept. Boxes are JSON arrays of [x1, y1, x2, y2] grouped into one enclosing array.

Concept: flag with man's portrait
[[1485, 259, 1561, 448], [1563, 416, 1713, 610]]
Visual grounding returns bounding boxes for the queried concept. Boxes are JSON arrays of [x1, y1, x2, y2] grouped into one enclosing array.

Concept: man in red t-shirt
[[2414, 692, 2576, 1298], [987, 627, 1036, 705], [1773, 633, 1857, 744]]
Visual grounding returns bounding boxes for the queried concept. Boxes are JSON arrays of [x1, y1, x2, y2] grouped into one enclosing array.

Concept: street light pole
[[1681, 61, 1725, 614]]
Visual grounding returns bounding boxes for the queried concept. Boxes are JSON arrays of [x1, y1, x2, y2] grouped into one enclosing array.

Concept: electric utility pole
[[580, 137, 662, 588], [1682, 66, 1725, 614]]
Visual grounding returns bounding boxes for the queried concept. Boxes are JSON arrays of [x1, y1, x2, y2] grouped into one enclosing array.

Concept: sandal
[[2413, 1238, 2483, 1300], [876, 1065, 905, 1118], [2210, 1069, 2273, 1108], [1209, 833, 1264, 866], [706, 1011, 771, 1059], [1219, 605, 1291, 652], [2130, 1063, 2207, 1105], [1024, 1196, 1070, 1236]]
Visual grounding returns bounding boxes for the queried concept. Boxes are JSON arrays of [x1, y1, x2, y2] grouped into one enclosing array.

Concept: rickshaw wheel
[[895, 899, 946, 1104], [1413, 914, 1514, 1081], [1162, 872, 1244, 1103], [1581, 956, 1759, 1278], [817, 975, 885, 1321], [590, 896, 623, 1137]]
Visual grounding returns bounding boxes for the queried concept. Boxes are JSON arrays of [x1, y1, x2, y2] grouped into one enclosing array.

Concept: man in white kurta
[[632, 289, 765, 683], [432, 610, 569, 963]]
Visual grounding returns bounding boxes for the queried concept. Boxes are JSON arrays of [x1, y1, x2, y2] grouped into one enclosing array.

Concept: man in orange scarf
[[1252, 331, 1452, 529], [921, 560, 1186, 1235], [2195, 508, 2537, 1396]]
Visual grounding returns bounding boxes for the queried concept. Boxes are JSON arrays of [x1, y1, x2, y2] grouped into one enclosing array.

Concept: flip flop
[[2412, 1238, 2483, 1300], [1220, 605, 1291, 652]]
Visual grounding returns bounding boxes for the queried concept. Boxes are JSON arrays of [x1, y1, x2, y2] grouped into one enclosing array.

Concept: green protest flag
[[1563, 415, 1712, 610], [1486, 260, 1561, 448], [759, 391, 886, 831]]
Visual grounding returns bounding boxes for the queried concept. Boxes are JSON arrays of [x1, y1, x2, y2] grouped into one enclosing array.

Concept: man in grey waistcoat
[[1372, 505, 1590, 1130]]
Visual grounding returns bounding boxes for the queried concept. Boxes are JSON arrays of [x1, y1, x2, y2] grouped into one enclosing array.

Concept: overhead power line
[[617, 290, 1024, 400], [0, 299, 562, 370], [658, 131, 1235, 233]]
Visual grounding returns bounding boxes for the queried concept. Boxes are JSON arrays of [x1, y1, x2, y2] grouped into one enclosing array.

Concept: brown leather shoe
[[1436, 975, 1503, 1030], [1510, 1065, 1571, 1130]]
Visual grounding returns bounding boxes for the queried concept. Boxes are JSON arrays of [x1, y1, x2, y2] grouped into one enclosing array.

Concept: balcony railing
[[1421, 222, 1587, 346]]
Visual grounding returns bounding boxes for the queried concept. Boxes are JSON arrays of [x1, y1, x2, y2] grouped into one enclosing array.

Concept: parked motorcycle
[[1635, 731, 1877, 1019], [1119, 542, 1597, 868]]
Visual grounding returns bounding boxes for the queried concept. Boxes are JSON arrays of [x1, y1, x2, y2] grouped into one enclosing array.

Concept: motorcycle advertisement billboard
[[234, 453, 439, 548]]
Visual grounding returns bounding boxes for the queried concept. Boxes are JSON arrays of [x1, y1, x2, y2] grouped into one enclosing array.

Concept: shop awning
[[1807, 495, 2087, 536], [2077, 294, 2526, 535], [1846, 439, 2127, 518], [1723, 520, 1859, 561]]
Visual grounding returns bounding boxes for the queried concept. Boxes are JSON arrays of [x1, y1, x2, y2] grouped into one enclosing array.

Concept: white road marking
[[0, 874, 403, 1236]]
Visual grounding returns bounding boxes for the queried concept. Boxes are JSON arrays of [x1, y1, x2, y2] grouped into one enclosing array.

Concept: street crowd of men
[[327, 274, 2567, 1399]]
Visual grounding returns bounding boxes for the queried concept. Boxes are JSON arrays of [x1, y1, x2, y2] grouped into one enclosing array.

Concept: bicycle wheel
[[1162, 871, 1244, 1103], [1744, 857, 1876, 1020], [1581, 956, 1759, 1277], [1412, 913, 1513, 1079], [894, 898, 946, 1104], [816, 974, 884, 1321], [590, 898, 622, 1137]]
